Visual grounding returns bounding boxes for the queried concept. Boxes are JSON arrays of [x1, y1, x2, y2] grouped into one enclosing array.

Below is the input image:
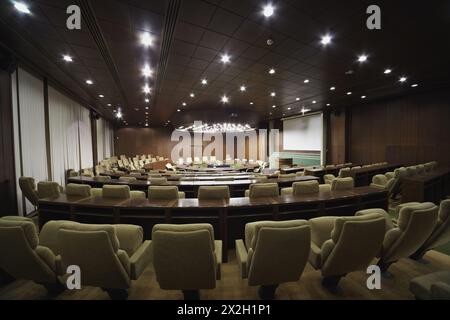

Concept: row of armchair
[[1, 200, 448, 299]]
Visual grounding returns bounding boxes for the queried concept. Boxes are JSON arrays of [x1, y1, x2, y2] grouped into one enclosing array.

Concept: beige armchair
[[0, 216, 64, 294], [119, 176, 137, 183], [235, 220, 310, 299], [148, 177, 168, 185], [410, 271, 450, 300], [148, 186, 185, 200], [323, 174, 335, 185], [308, 212, 386, 291], [374, 202, 438, 274], [197, 186, 230, 200], [152, 224, 222, 300], [37, 181, 62, 199], [66, 183, 91, 197], [244, 183, 279, 198], [281, 180, 331, 196], [93, 175, 112, 182], [56, 222, 152, 299], [331, 177, 354, 191], [18, 177, 39, 207], [411, 200, 450, 260], [102, 185, 130, 199]]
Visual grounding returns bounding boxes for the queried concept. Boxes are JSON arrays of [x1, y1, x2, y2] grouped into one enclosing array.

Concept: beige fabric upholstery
[[279, 174, 296, 179], [378, 202, 438, 266], [198, 186, 230, 200], [19, 177, 39, 206], [236, 220, 310, 286], [57, 222, 151, 289], [130, 191, 146, 199], [0, 217, 57, 284], [94, 176, 112, 182], [338, 168, 351, 178], [148, 186, 184, 200], [410, 271, 450, 300], [385, 172, 395, 180], [102, 185, 131, 199], [331, 177, 354, 191], [148, 177, 167, 185], [355, 208, 395, 232], [292, 180, 319, 194], [324, 174, 335, 185], [91, 188, 103, 197], [152, 224, 221, 290], [246, 183, 279, 198], [119, 176, 137, 183], [37, 181, 61, 199], [66, 183, 91, 197], [370, 175, 388, 189], [309, 213, 386, 277], [413, 200, 450, 259]]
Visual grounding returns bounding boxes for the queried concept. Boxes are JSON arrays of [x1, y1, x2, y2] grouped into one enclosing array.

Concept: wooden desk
[[38, 186, 388, 262], [401, 168, 450, 203], [68, 175, 320, 198]]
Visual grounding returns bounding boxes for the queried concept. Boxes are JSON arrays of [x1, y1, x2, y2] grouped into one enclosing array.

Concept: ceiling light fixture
[[270, 92, 276, 97], [201, 78, 208, 85], [13, 1, 31, 14], [262, 4, 275, 17], [221, 95, 229, 103], [116, 110, 123, 119], [221, 54, 231, 64], [143, 84, 151, 94], [287, 107, 291, 110], [320, 34, 333, 46], [312, 100, 317, 104], [268, 68, 276, 74], [330, 86, 336, 91], [145, 98, 150, 103], [177, 109, 181, 112], [182, 102, 187, 106], [190, 93, 195, 98], [361, 95, 366, 99], [142, 65, 153, 77], [399, 76, 407, 83], [250, 102, 254, 105], [240, 85, 246, 92], [357, 54, 368, 63], [85, 79, 93, 85], [326, 103, 331, 107], [107, 103, 112, 107], [411, 83, 419, 88], [347, 92, 352, 95], [62, 55, 73, 62], [98, 94, 104, 98], [140, 32, 154, 47], [272, 105, 276, 108], [301, 107, 311, 114], [384, 68, 392, 74], [304, 79, 310, 83], [296, 97, 300, 101]]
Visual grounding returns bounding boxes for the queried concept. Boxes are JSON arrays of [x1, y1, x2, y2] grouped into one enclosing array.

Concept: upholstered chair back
[[58, 223, 130, 288], [248, 183, 279, 198], [406, 166, 417, 176], [152, 224, 219, 290], [91, 188, 103, 197], [292, 180, 319, 195], [278, 173, 296, 179], [94, 175, 111, 182], [380, 202, 438, 264], [130, 191, 146, 199], [315, 213, 385, 276], [148, 186, 181, 200], [102, 185, 131, 199], [148, 177, 167, 185], [66, 183, 91, 197], [385, 172, 395, 180], [37, 181, 61, 199], [243, 220, 310, 285], [0, 217, 57, 284], [19, 177, 39, 206], [338, 167, 351, 178], [198, 186, 230, 200], [331, 177, 354, 191], [119, 176, 137, 183]]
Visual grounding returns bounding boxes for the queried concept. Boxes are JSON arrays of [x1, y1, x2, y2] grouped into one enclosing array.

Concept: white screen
[[283, 113, 323, 151]]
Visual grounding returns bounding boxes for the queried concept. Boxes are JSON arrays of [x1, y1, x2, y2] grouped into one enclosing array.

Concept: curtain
[[12, 68, 48, 215], [79, 106, 93, 169], [48, 86, 81, 186], [97, 117, 105, 161]]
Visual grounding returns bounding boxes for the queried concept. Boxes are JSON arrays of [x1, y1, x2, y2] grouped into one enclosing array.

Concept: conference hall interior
[[0, 0, 449, 301]]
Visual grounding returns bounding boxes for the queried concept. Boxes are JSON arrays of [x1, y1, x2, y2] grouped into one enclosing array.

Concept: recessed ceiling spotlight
[[140, 32, 154, 47], [304, 79, 310, 84], [143, 84, 151, 94], [182, 102, 186, 106], [98, 94, 104, 98], [361, 95, 367, 99], [320, 34, 333, 46], [272, 105, 276, 108], [296, 97, 300, 101], [142, 65, 153, 77], [347, 92, 352, 95], [85, 79, 93, 85], [107, 103, 112, 107], [384, 68, 392, 74], [287, 107, 291, 110], [145, 123, 149, 127], [145, 112, 149, 115], [145, 98, 150, 103], [221, 95, 229, 103], [270, 92, 276, 97], [190, 93, 195, 98], [62, 55, 73, 62], [411, 83, 419, 88], [262, 4, 275, 17], [330, 86, 336, 91], [116, 110, 123, 119], [250, 102, 254, 105], [399, 76, 407, 83], [177, 109, 181, 112], [221, 54, 231, 64], [201, 78, 208, 85], [266, 38, 274, 46], [268, 68, 276, 74], [240, 85, 246, 92], [326, 103, 331, 107], [13, 1, 31, 14], [145, 107, 149, 110], [312, 100, 317, 104], [357, 54, 368, 63]]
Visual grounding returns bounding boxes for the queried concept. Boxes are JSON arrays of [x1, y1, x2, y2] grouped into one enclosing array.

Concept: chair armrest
[[114, 224, 144, 256], [235, 239, 248, 279], [370, 183, 386, 189], [129, 240, 152, 280], [280, 187, 293, 196], [319, 184, 331, 192], [431, 282, 450, 300], [214, 240, 222, 280], [308, 241, 322, 269], [309, 216, 337, 247], [178, 191, 186, 199]]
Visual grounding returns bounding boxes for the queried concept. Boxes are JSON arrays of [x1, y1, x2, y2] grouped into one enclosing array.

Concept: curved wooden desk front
[[38, 186, 388, 262], [68, 175, 320, 198]]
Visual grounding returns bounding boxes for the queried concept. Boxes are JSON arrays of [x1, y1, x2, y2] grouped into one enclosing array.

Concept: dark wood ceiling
[[1, 0, 449, 127]]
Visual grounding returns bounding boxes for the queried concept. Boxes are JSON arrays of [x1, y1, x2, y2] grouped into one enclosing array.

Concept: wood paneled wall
[[0, 69, 17, 215], [348, 89, 450, 166], [327, 110, 346, 165]]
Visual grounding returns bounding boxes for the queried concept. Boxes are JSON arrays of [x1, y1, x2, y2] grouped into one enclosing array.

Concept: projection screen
[[282, 113, 323, 152]]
